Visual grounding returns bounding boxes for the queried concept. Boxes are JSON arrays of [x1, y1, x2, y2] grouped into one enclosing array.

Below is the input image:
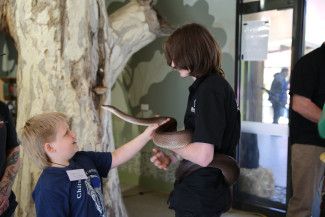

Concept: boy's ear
[[44, 143, 56, 153]]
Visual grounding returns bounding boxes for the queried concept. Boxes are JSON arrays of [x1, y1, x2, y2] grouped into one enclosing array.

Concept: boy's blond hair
[[20, 112, 68, 169]]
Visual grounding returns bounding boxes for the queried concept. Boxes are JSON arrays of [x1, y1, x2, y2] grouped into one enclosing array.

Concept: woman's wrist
[[170, 152, 181, 164]]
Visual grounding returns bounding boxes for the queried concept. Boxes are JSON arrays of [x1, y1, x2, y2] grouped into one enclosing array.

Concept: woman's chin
[[180, 73, 189, 78]]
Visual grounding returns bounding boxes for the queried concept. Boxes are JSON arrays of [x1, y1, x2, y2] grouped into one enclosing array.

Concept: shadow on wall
[[155, 0, 227, 46], [108, 0, 235, 86], [107, 0, 227, 42], [136, 72, 191, 187], [114, 37, 166, 95], [139, 72, 191, 128], [155, 0, 235, 84]]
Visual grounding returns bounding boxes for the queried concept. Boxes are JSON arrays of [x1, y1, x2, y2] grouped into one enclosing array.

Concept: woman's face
[[171, 61, 190, 78]]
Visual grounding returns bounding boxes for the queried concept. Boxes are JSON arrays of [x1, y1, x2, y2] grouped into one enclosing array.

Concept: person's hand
[[142, 118, 169, 139], [0, 194, 10, 215], [150, 148, 172, 170]]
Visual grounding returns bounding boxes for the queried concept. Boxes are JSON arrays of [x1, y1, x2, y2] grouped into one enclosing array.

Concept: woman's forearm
[[172, 142, 214, 167]]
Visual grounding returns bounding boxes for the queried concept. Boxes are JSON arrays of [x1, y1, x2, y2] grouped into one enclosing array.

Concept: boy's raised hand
[[142, 118, 169, 139]]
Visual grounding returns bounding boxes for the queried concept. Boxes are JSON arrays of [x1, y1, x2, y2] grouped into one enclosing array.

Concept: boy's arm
[[0, 146, 20, 215], [111, 131, 151, 168], [111, 119, 168, 169]]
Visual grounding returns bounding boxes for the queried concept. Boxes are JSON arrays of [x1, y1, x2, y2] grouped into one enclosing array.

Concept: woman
[[150, 23, 240, 217], [0, 101, 20, 217]]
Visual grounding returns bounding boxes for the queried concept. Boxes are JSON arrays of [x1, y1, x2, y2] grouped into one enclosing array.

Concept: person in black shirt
[[0, 101, 20, 217], [287, 43, 325, 217], [150, 23, 240, 217]]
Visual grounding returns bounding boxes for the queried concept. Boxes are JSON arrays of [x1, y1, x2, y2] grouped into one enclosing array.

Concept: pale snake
[[102, 105, 240, 185]]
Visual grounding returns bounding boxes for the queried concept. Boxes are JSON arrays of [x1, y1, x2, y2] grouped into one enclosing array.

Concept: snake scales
[[102, 105, 240, 185]]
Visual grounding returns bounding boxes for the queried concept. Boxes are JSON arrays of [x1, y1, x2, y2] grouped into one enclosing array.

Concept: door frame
[[234, 0, 306, 216]]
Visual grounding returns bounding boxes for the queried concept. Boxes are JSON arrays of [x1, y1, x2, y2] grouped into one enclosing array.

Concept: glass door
[[239, 6, 292, 209], [233, 1, 300, 215]]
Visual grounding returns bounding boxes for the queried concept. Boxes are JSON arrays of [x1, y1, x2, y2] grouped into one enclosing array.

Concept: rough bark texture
[[0, 0, 168, 216]]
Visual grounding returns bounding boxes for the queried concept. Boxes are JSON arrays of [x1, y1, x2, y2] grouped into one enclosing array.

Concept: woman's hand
[[150, 148, 172, 170]]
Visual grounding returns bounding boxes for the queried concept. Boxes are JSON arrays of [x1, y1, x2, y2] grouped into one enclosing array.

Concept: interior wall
[[107, 0, 237, 191]]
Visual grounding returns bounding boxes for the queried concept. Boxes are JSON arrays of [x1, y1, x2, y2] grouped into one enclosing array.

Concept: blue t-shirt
[[32, 151, 112, 217]]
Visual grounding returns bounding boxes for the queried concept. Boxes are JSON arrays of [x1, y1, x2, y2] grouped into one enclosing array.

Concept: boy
[[20, 112, 167, 217]]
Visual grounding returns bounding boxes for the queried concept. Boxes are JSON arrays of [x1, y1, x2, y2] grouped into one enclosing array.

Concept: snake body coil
[[102, 105, 240, 185]]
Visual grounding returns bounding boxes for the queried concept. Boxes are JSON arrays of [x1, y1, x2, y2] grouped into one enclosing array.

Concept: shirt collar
[[188, 73, 211, 92]]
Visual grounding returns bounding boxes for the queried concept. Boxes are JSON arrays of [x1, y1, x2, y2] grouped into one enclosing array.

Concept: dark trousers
[[272, 102, 283, 123]]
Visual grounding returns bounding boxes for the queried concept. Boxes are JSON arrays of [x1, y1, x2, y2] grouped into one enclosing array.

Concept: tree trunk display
[[0, 0, 170, 216]]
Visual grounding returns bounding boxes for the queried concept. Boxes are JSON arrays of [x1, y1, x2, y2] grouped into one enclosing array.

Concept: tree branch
[[108, 1, 173, 85]]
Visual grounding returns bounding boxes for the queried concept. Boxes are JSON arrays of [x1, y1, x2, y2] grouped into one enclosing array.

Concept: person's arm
[[292, 94, 322, 123], [172, 142, 214, 167], [111, 119, 168, 169], [150, 142, 214, 169], [0, 146, 20, 215]]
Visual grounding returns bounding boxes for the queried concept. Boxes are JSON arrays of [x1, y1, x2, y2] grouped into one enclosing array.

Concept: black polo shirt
[[184, 72, 240, 157], [0, 101, 19, 179], [289, 44, 325, 146], [170, 73, 240, 215]]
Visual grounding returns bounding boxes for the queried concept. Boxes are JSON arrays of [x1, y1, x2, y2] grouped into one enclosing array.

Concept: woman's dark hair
[[164, 23, 224, 77]]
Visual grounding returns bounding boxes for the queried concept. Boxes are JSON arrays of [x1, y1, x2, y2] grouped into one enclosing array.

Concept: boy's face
[[51, 120, 78, 161]]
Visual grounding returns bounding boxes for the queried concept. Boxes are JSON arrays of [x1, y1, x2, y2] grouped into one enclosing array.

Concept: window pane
[[304, 0, 325, 54]]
